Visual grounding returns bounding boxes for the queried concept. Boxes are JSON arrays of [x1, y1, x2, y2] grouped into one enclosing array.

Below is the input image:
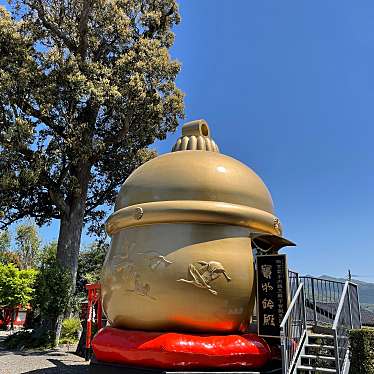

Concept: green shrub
[[349, 328, 374, 374], [4, 328, 54, 350], [60, 317, 82, 345], [32, 256, 73, 326]]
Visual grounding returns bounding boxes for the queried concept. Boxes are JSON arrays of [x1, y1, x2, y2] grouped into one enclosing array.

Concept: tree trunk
[[10, 308, 15, 331], [57, 197, 86, 287], [54, 193, 87, 345], [54, 314, 64, 347]]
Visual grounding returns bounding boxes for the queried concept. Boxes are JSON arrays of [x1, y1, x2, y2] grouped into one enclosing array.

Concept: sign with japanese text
[[257, 254, 289, 338]]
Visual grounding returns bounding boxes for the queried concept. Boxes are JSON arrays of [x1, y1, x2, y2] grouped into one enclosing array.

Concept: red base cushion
[[92, 327, 272, 369]]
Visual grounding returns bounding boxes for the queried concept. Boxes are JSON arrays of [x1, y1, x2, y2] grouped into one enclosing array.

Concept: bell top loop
[[172, 119, 219, 153]]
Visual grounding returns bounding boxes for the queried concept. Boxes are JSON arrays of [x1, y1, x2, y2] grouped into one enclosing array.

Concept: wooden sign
[[257, 254, 289, 338]]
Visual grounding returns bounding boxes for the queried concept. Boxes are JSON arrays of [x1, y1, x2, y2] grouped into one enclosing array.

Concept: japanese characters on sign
[[257, 254, 289, 338]]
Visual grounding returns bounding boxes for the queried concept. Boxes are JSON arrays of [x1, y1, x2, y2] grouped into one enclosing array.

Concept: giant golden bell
[[101, 120, 282, 333]]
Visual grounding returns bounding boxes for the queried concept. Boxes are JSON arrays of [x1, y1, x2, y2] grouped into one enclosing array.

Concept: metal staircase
[[281, 275, 361, 374], [298, 331, 339, 373]]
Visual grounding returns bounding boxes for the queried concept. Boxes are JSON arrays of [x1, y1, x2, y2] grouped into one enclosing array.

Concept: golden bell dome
[[108, 119, 281, 237], [102, 119, 282, 333]]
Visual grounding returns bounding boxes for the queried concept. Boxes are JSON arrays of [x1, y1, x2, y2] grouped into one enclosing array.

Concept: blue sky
[[3, 1, 374, 281], [161, 0, 374, 282]]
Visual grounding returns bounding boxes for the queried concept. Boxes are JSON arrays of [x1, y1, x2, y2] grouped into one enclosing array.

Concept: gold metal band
[[105, 200, 282, 236]]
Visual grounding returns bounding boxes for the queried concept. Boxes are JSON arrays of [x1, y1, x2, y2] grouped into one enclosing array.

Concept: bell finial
[[181, 119, 210, 137], [172, 119, 220, 152]]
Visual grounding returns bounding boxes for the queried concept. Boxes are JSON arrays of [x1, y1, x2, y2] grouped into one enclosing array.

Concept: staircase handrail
[[299, 275, 346, 326], [332, 281, 361, 373], [280, 283, 307, 374]]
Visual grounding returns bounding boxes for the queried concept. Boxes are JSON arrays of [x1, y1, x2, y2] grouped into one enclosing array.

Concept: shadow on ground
[[0, 333, 89, 373], [26, 358, 89, 373], [0, 349, 67, 357]]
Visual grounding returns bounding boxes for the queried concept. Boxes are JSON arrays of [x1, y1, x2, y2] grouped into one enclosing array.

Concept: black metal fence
[[288, 270, 300, 300], [299, 276, 345, 326]]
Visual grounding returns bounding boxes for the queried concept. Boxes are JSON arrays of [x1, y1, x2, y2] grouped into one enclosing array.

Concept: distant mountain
[[318, 275, 374, 305], [363, 304, 374, 313]]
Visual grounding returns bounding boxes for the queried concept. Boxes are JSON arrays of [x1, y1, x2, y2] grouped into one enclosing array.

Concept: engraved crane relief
[[136, 251, 173, 270], [127, 272, 156, 300], [102, 240, 160, 300], [104, 241, 137, 285], [177, 261, 231, 295]]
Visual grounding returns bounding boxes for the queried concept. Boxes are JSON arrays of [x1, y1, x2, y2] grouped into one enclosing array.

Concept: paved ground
[[0, 331, 89, 374]]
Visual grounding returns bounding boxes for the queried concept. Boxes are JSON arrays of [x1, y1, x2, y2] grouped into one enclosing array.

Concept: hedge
[[349, 328, 374, 374], [4, 328, 54, 350]]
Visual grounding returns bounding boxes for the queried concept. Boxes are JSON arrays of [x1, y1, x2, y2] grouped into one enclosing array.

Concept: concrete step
[[308, 333, 334, 340], [301, 354, 336, 371], [305, 343, 345, 354], [301, 354, 336, 362], [297, 365, 336, 373], [305, 344, 335, 351], [309, 330, 348, 341], [312, 325, 334, 335]]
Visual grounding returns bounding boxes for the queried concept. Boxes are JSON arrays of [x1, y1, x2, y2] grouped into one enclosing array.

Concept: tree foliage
[[15, 222, 41, 269], [0, 222, 42, 269], [40, 240, 57, 264], [0, 230, 11, 253], [0, 0, 183, 341], [76, 241, 107, 296], [0, 250, 22, 268], [0, 262, 37, 308], [0, 1, 183, 232], [32, 244, 72, 324]]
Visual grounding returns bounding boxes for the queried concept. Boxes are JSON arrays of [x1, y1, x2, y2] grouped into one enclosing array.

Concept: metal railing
[[333, 281, 361, 373], [280, 283, 307, 374], [281, 274, 361, 373], [300, 276, 345, 325], [348, 282, 361, 329], [288, 270, 300, 299]]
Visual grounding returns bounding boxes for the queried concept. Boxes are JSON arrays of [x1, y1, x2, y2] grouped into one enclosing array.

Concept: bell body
[[101, 223, 255, 332], [101, 120, 282, 333]]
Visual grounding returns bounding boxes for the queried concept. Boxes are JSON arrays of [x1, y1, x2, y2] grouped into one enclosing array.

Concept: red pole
[[85, 288, 93, 360], [97, 290, 103, 330], [85, 283, 101, 360]]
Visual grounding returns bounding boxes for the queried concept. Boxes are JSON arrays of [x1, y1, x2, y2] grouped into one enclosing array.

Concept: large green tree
[[15, 222, 41, 269], [0, 0, 183, 304], [0, 230, 11, 253], [0, 222, 42, 268], [76, 241, 107, 295], [32, 244, 72, 335]]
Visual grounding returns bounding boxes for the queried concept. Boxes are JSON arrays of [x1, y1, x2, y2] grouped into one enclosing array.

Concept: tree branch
[[86, 181, 117, 212], [77, 0, 94, 60], [48, 188, 68, 213], [0, 204, 59, 230], [96, 110, 133, 149], [31, 0, 78, 53], [0, 211, 30, 229], [16, 99, 66, 139], [12, 146, 68, 213]]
